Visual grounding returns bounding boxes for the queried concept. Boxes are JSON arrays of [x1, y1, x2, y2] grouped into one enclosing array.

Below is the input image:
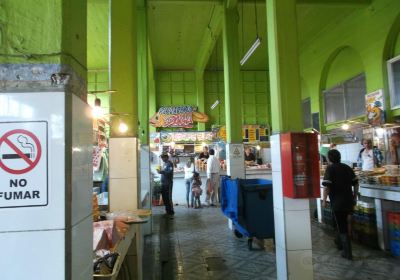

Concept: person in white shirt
[[358, 139, 382, 171], [206, 148, 220, 206], [184, 158, 195, 207]]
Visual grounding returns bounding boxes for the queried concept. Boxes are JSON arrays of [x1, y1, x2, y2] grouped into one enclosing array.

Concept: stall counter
[[359, 184, 400, 250]]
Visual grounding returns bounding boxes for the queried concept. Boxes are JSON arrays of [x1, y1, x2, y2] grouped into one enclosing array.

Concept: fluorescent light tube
[[210, 99, 220, 110], [240, 37, 261, 66]]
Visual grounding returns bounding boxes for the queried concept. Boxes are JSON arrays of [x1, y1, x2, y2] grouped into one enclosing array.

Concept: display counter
[[359, 184, 400, 250], [317, 180, 400, 251]]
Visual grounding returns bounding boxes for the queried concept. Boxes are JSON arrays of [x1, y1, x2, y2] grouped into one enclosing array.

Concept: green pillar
[[148, 43, 157, 134], [223, 2, 242, 143], [0, 0, 87, 96], [267, 0, 303, 133], [267, 2, 314, 280], [137, 0, 149, 144], [196, 71, 206, 131], [110, 0, 138, 137]]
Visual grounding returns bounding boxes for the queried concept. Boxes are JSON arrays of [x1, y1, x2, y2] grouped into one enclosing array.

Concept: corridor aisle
[[143, 206, 399, 280]]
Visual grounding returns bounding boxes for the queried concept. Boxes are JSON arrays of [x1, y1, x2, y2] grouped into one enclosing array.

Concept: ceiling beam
[[195, 4, 223, 73], [297, 0, 372, 6]]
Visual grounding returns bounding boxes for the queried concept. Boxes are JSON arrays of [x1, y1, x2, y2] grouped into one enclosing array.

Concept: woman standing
[[184, 158, 195, 207]]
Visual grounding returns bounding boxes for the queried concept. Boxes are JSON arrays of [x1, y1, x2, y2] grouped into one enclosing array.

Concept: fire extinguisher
[[293, 142, 308, 197]]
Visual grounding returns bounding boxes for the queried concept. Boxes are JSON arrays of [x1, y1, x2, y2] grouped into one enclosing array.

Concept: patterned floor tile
[[143, 205, 399, 280]]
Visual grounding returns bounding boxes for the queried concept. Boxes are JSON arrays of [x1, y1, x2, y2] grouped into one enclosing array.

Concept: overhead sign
[[0, 121, 48, 208], [149, 106, 209, 128]]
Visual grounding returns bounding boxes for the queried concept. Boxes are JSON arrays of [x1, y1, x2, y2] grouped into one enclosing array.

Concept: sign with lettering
[[149, 106, 209, 128], [160, 131, 214, 143], [0, 121, 48, 208]]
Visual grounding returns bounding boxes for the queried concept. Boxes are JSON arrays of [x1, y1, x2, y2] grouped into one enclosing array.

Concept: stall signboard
[[247, 126, 257, 142], [213, 125, 269, 143], [366, 89, 385, 126], [149, 106, 209, 128], [243, 125, 269, 143], [160, 131, 214, 143]]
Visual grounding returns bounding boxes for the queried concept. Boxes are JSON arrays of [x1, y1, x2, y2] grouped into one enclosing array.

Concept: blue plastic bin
[[238, 179, 274, 240], [220, 176, 250, 237], [220, 177, 274, 250]]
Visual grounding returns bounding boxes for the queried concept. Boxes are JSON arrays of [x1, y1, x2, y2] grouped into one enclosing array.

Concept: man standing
[[206, 148, 220, 206], [199, 146, 210, 162], [357, 139, 383, 170], [322, 149, 358, 260], [157, 153, 175, 216]]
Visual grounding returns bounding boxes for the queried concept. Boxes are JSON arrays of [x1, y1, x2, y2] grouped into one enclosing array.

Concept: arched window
[[388, 55, 400, 109], [323, 74, 366, 124]]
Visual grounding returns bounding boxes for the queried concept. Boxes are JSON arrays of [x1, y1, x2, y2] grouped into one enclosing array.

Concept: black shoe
[[334, 234, 343, 250], [340, 234, 352, 260]]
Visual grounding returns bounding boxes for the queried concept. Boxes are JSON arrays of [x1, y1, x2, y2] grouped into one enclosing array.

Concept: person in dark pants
[[322, 149, 358, 260], [157, 153, 175, 217]]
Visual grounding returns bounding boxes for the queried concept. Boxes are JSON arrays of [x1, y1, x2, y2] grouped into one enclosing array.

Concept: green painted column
[[196, 71, 206, 131], [110, 0, 137, 137], [148, 43, 157, 134], [267, 0, 302, 133], [222, 3, 242, 143], [267, 1, 314, 280], [0, 0, 87, 97], [137, 0, 149, 144]]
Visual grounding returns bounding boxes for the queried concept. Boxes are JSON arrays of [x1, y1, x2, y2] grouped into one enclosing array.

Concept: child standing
[[191, 172, 202, 208]]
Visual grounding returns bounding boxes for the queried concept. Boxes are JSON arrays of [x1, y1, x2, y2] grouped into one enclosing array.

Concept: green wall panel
[[184, 82, 194, 93], [325, 47, 364, 90], [395, 33, 400, 56], [159, 72, 171, 81], [159, 95, 172, 105], [203, 70, 270, 129], [156, 70, 196, 109], [155, 70, 270, 129], [172, 82, 184, 93], [299, 0, 400, 124]]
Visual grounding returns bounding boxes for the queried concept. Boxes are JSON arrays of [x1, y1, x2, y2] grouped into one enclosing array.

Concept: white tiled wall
[[270, 133, 314, 280]]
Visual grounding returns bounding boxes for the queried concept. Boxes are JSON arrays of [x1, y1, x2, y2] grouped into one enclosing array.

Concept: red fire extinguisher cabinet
[[280, 132, 320, 199]]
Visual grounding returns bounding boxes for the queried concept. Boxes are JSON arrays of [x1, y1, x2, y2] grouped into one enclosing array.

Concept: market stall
[[149, 129, 272, 205], [317, 122, 400, 255]]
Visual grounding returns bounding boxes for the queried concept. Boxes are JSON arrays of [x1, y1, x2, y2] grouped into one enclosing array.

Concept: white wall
[[336, 143, 361, 166]]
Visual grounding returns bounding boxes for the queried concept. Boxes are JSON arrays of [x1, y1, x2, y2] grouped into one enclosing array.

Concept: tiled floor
[[143, 206, 400, 280]]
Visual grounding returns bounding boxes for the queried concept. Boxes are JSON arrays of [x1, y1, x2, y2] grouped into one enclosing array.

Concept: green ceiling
[[87, 0, 359, 71]]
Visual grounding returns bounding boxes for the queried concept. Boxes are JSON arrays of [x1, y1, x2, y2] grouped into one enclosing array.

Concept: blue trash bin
[[238, 179, 274, 240], [220, 176, 249, 238]]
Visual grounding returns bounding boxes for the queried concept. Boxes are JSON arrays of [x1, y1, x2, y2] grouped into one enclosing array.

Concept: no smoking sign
[[0, 121, 48, 208]]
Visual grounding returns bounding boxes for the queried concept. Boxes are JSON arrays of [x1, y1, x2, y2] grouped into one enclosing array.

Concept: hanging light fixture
[[210, 99, 220, 110], [119, 122, 128, 133], [240, 0, 261, 66], [92, 96, 103, 119]]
